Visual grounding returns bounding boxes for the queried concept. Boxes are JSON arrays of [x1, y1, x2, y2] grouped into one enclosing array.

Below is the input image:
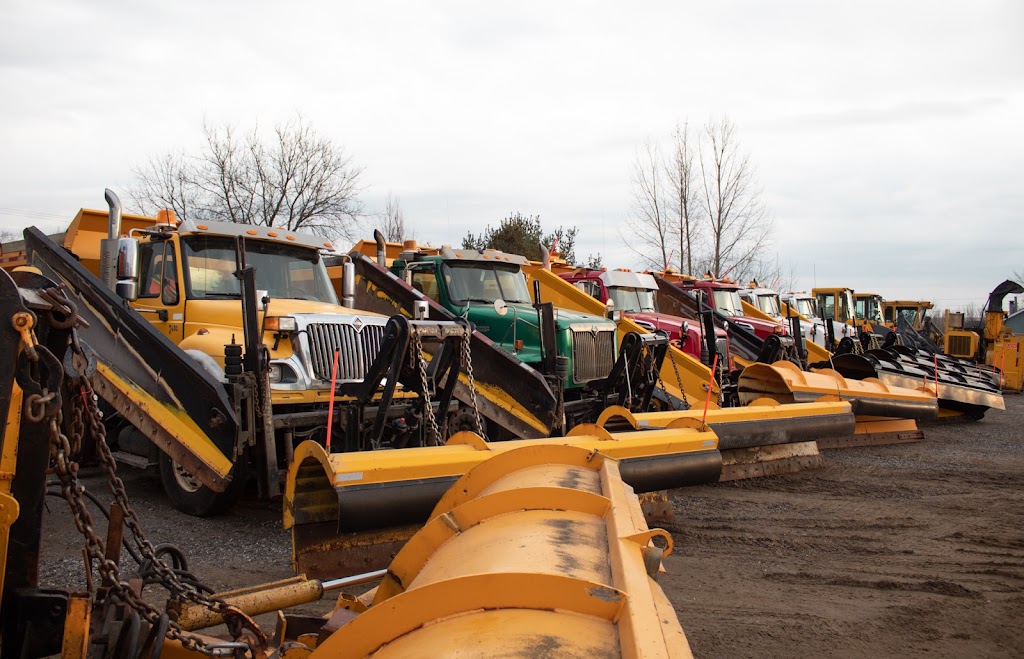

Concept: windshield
[[181, 235, 338, 304], [443, 262, 532, 304], [864, 298, 883, 322], [841, 291, 855, 322], [897, 308, 919, 325], [608, 286, 656, 313], [755, 294, 780, 317], [713, 290, 744, 316], [795, 298, 817, 318]]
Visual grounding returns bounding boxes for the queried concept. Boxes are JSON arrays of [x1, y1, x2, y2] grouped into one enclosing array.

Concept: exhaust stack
[[373, 229, 386, 267], [341, 258, 355, 309], [99, 188, 123, 290]]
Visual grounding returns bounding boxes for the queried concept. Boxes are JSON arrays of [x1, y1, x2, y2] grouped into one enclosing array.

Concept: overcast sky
[[1, 1, 1021, 310]]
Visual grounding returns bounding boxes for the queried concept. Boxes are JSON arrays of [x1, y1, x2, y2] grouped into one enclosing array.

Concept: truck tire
[[158, 452, 246, 516]]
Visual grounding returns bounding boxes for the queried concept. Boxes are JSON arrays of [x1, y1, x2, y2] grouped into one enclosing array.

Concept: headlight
[[265, 316, 297, 332], [267, 363, 297, 384]]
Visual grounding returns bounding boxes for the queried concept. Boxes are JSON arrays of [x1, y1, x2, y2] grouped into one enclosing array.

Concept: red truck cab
[[558, 268, 731, 368], [674, 277, 781, 341]]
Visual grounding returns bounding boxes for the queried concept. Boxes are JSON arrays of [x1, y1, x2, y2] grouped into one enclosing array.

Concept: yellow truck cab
[[3, 201, 416, 515], [74, 208, 391, 407]]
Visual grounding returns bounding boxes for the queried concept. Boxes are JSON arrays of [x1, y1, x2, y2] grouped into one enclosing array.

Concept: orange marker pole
[[933, 354, 940, 396], [326, 349, 340, 450], [702, 353, 719, 426]]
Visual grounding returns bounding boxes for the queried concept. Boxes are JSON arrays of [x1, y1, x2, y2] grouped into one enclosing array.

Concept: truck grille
[[307, 323, 387, 381], [571, 327, 616, 383]]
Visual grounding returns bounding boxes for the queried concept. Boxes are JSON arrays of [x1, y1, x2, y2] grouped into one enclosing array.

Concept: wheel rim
[[171, 460, 203, 494]]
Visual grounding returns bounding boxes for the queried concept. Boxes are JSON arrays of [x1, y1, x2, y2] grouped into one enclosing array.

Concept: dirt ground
[[37, 396, 1024, 657]]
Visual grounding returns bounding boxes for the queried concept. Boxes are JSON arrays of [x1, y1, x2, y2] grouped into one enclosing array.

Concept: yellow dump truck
[[4, 191, 480, 515]]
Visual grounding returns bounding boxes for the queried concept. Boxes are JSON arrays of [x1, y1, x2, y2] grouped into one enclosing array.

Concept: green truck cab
[[389, 245, 618, 403]]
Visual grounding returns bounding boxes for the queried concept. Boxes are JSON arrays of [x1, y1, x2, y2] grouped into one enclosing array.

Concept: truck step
[[111, 450, 156, 469]]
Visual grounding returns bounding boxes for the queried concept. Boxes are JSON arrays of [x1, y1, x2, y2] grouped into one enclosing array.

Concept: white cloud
[[0, 0, 1020, 306]]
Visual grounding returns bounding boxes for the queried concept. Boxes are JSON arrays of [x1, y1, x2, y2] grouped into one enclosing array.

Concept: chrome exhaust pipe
[[373, 229, 387, 267], [341, 256, 356, 309], [100, 188, 124, 290]]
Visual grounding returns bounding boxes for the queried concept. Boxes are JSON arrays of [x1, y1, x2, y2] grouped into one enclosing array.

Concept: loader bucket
[[311, 445, 692, 657], [284, 426, 720, 578]]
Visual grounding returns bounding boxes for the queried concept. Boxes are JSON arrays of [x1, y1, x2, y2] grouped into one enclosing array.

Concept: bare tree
[[129, 150, 200, 221], [698, 116, 774, 279], [378, 192, 409, 242], [130, 116, 364, 240], [666, 121, 703, 274], [623, 140, 672, 270]]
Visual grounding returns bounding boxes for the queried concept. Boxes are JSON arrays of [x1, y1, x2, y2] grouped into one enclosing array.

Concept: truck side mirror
[[114, 237, 140, 301], [605, 298, 615, 320], [494, 299, 509, 316]]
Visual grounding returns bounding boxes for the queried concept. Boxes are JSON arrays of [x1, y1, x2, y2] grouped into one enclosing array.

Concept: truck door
[[135, 240, 185, 343]]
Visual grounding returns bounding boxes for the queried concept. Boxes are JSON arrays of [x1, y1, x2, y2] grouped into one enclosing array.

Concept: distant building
[[1006, 308, 1024, 335]]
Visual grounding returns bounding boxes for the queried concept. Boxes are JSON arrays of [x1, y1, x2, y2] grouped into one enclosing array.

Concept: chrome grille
[[716, 338, 729, 359], [571, 327, 616, 383], [307, 323, 387, 381]]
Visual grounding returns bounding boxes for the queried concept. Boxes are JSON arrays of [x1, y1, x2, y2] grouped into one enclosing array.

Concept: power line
[[0, 207, 67, 221]]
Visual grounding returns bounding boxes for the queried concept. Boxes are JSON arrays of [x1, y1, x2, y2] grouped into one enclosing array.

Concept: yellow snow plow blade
[[600, 399, 856, 451], [738, 361, 938, 420], [285, 425, 720, 578], [311, 444, 692, 658]]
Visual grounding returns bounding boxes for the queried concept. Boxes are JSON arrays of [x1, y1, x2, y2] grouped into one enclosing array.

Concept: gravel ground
[[663, 394, 1024, 657], [36, 395, 1024, 656]]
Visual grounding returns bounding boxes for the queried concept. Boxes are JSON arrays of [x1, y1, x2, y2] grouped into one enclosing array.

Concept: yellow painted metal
[[176, 576, 323, 631], [0, 382, 21, 600], [990, 336, 1023, 392], [311, 445, 692, 657], [93, 362, 233, 488], [622, 400, 854, 430], [740, 298, 777, 324], [740, 360, 935, 406], [524, 265, 716, 406], [285, 426, 717, 526], [60, 594, 91, 658]]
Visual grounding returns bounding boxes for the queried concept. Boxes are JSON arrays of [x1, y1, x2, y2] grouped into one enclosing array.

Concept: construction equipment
[[0, 261, 693, 655], [553, 265, 733, 371], [810, 286, 859, 348], [343, 237, 671, 433], [781, 291, 831, 348], [884, 299, 935, 332], [4, 192, 490, 515], [854, 292, 887, 335], [943, 280, 1024, 392]]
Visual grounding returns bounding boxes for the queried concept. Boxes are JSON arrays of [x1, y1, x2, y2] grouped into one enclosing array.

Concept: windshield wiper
[[460, 297, 496, 304]]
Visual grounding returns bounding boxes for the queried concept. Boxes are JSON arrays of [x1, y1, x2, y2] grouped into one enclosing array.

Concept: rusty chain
[[458, 327, 485, 438], [410, 331, 442, 446]]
